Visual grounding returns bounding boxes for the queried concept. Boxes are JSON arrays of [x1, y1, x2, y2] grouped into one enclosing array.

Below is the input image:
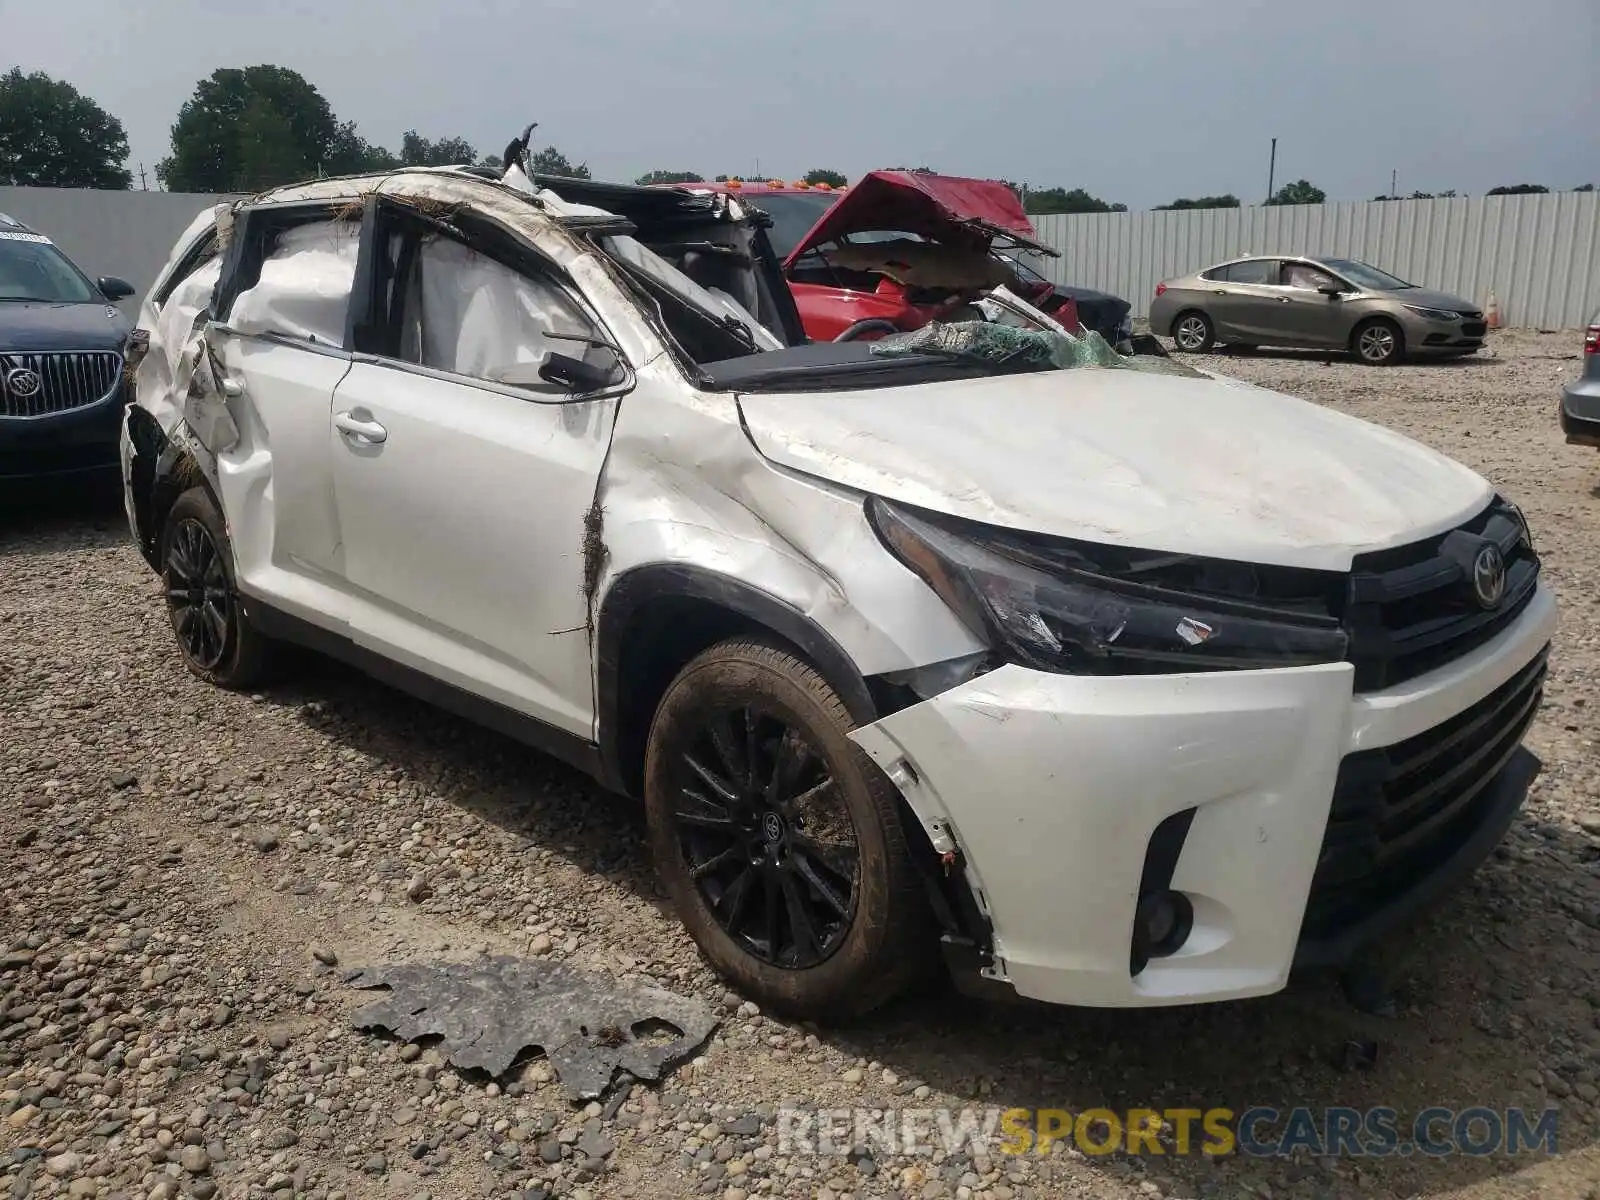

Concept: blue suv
[[0, 212, 135, 482]]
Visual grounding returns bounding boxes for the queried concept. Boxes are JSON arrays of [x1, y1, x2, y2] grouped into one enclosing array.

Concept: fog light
[[1131, 889, 1194, 975]]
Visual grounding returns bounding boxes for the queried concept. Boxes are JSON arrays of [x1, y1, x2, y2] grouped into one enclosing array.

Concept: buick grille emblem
[[1471, 543, 1506, 609], [5, 367, 41, 398]]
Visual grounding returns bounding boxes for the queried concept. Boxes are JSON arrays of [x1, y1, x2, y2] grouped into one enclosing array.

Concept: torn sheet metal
[[347, 957, 718, 1099]]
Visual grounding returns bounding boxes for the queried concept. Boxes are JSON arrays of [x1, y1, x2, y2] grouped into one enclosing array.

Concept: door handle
[[1278, 296, 1290, 303], [1212, 289, 1227, 295], [334, 411, 388, 444]]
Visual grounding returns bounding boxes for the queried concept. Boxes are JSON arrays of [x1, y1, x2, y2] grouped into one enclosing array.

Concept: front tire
[[1352, 318, 1405, 365], [1172, 311, 1215, 352], [159, 486, 274, 688], [643, 638, 932, 1020]]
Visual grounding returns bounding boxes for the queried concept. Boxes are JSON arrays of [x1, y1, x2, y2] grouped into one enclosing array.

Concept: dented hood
[[783, 171, 1053, 268], [736, 367, 1493, 571]]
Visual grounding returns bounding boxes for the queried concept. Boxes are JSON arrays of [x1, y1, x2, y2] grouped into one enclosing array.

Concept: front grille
[[1342, 498, 1539, 691], [0, 351, 122, 417], [1459, 310, 1484, 321], [1461, 321, 1488, 338], [1301, 646, 1547, 938]]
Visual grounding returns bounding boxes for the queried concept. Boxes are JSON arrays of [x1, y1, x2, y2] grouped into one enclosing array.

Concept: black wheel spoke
[[673, 804, 735, 832], [706, 711, 751, 790], [779, 870, 820, 960], [691, 845, 740, 880], [683, 752, 740, 807], [718, 866, 755, 934], [761, 869, 781, 959], [792, 847, 851, 917]]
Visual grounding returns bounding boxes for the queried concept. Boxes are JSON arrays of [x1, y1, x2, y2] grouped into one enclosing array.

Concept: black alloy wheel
[[165, 515, 232, 670], [669, 704, 859, 969]]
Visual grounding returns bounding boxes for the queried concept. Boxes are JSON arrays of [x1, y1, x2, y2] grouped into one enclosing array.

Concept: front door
[[328, 206, 626, 736], [1272, 261, 1348, 348]]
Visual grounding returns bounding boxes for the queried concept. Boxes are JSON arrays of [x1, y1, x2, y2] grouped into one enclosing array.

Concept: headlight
[[867, 497, 1348, 675], [1404, 305, 1461, 321]]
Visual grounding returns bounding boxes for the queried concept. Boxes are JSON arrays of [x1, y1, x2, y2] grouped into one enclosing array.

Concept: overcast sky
[[7, 0, 1596, 208]]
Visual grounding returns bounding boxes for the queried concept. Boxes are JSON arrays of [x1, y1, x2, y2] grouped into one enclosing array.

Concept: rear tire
[[643, 638, 934, 1020], [1172, 311, 1214, 352], [159, 486, 275, 688], [1352, 318, 1405, 366]]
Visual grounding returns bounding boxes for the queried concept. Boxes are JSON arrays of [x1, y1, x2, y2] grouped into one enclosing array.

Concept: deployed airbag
[[229, 220, 359, 347]]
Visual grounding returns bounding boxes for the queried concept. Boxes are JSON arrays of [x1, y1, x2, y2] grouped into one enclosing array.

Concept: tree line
[[1, 66, 1593, 207]]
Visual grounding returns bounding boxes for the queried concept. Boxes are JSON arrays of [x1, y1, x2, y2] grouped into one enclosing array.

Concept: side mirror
[[99, 276, 135, 301], [491, 347, 622, 395], [1317, 284, 1345, 297], [540, 350, 619, 393]]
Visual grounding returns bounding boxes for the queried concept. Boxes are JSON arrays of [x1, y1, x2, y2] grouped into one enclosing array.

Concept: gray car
[[1149, 255, 1486, 365], [1559, 314, 1600, 450]]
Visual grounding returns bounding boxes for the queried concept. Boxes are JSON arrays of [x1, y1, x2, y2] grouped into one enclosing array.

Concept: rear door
[[327, 199, 627, 736], [205, 206, 358, 615]]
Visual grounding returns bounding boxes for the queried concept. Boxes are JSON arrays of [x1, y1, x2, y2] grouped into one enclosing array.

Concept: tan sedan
[[1149, 255, 1486, 365]]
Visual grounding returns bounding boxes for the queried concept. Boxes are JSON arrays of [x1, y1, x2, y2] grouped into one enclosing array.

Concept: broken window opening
[[225, 215, 361, 348]]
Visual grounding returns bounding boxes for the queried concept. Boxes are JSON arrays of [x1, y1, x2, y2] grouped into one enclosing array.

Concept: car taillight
[[1155, 282, 1168, 298], [1585, 325, 1599, 353]]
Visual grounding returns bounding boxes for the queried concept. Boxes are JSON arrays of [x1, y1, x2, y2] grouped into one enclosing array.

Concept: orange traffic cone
[[1485, 290, 1501, 329]]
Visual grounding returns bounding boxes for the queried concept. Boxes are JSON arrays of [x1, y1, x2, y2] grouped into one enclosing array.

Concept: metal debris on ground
[[346, 957, 718, 1099]]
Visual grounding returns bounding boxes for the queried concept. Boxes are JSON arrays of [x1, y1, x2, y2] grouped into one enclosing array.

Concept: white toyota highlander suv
[[121, 155, 1556, 1020]]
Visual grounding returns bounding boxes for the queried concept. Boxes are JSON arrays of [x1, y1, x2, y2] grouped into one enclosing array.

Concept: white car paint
[[738, 365, 1492, 571], [850, 587, 1556, 1006], [124, 166, 1554, 1013]]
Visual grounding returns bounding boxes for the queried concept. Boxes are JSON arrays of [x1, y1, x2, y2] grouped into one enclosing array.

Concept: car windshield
[[744, 192, 835, 259], [1321, 258, 1414, 291], [0, 236, 97, 302]]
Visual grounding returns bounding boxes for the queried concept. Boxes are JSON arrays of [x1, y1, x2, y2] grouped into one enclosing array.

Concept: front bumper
[[1560, 375, 1600, 447], [0, 387, 126, 481], [1400, 312, 1486, 354], [850, 583, 1557, 1008]]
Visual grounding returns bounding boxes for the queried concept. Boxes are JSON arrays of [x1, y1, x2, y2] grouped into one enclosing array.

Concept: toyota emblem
[[1471, 543, 1506, 609], [5, 367, 41, 398]]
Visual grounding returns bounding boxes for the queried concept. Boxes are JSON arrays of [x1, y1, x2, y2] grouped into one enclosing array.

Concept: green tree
[[1265, 179, 1326, 206], [1155, 195, 1240, 210], [635, 169, 705, 186], [1487, 183, 1548, 195], [1024, 186, 1124, 215], [399, 130, 477, 167], [324, 120, 400, 175], [0, 68, 131, 188], [159, 66, 337, 191], [802, 168, 847, 188], [528, 146, 590, 179], [1574, 183, 1595, 192]]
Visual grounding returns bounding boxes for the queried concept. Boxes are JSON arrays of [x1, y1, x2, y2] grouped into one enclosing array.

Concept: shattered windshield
[[597, 233, 782, 353], [0, 237, 97, 303]]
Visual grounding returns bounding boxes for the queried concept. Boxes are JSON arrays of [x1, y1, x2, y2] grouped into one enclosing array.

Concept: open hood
[[783, 171, 1056, 269], [737, 367, 1492, 571]]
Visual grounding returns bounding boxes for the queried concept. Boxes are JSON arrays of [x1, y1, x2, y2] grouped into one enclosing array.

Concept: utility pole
[[1391, 168, 1398, 199], [138, 162, 148, 191], [1265, 137, 1277, 204]]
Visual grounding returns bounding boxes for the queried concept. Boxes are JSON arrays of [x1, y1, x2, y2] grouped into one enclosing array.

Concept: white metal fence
[[5, 185, 1596, 330], [0, 187, 231, 317], [1031, 191, 1600, 330]]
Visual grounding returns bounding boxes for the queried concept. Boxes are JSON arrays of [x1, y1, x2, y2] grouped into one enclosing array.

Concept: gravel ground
[[3, 331, 1599, 1200]]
